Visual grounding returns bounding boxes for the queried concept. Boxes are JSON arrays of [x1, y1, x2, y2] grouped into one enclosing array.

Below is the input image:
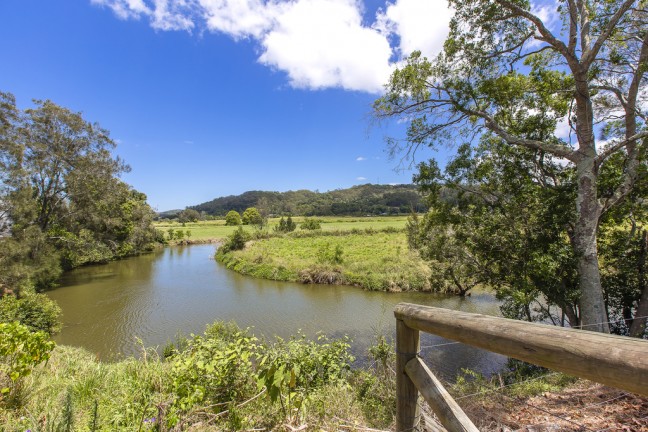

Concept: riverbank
[[216, 228, 433, 292], [1, 323, 392, 431], [3, 324, 644, 431]]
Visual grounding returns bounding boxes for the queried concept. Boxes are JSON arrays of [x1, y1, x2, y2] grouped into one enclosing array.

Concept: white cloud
[[259, 0, 393, 92], [91, 0, 453, 93], [198, 0, 272, 39], [356, 176, 367, 181], [375, 0, 452, 59], [356, 156, 366, 161]]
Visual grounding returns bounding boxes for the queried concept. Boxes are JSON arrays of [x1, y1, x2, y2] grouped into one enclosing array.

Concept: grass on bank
[[0, 323, 395, 432], [154, 216, 408, 242], [217, 228, 432, 292]]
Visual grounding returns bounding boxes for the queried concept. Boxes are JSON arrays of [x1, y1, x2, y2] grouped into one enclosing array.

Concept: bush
[[0, 293, 62, 336], [274, 216, 297, 233], [257, 333, 354, 422], [300, 218, 322, 230], [218, 227, 251, 254], [225, 210, 242, 226], [242, 207, 263, 226], [0, 321, 55, 402], [170, 328, 258, 417]]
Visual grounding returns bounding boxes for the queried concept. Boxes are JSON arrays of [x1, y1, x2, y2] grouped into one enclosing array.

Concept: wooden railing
[[394, 303, 648, 432]]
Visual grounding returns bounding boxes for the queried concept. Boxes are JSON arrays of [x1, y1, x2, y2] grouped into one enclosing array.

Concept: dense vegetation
[[0, 92, 160, 296], [0, 321, 398, 431], [375, 0, 648, 334], [184, 184, 427, 217]]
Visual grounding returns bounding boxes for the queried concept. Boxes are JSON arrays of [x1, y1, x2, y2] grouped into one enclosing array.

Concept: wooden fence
[[394, 303, 648, 432]]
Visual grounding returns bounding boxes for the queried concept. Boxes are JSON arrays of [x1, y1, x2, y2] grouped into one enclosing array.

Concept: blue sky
[[0, 0, 453, 211]]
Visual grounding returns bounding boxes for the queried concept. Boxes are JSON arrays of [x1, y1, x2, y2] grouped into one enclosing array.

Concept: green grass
[[154, 216, 409, 242], [217, 229, 432, 292], [1, 326, 391, 431]]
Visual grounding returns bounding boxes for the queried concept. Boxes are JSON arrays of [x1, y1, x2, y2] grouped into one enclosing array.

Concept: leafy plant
[[256, 333, 353, 423], [0, 321, 55, 401], [0, 292, 62, 335], [225, 210, 242, 226], [300, 218, 322, 230], [170, 328, 257, 418]]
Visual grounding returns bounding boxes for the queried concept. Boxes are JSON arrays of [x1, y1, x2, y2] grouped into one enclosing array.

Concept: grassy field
[[154, 216, 409, 242], [217, 229, 432, 292]]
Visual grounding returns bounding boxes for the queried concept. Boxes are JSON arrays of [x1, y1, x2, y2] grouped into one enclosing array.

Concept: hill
[[184, 184, 426, 217]]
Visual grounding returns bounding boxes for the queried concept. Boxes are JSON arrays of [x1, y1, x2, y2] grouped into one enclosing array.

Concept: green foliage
[[170, 328, 258, 416], [177, 209, 201, 223], [257, 333, 353, 422], [316, 243, 344, 265], [190, 184, 426, 217], [374, 0, 648, 329], [0, 293, 62, 336], [408, 136, 581, 322], [300, 218, 322, 230], [225, 210, 242, 226], [0, 93, 159, 293], [242, 207, 263, 226], [218, 226, 251, 255], [0, 321, 55, 401], [274, 216, 297, 233]]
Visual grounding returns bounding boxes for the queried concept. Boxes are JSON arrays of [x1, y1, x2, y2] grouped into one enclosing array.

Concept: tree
[[0, 93, 159, 292], [375, 1, 648, 332], [241, 207, 263, 226], [225, 210, 242, 226], [409, 135, 583, 323], [178, 209, 201, 223], [274, 216, 297, 233]]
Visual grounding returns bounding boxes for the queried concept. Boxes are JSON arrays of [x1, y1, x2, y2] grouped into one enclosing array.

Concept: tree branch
[[582, 0, 636, 66]]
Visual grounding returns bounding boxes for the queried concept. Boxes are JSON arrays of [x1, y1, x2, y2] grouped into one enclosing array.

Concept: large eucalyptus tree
[[375, 0, 648, 331]]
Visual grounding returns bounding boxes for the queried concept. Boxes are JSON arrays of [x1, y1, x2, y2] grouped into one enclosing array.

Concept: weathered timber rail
[[394, 303, 648, 432]]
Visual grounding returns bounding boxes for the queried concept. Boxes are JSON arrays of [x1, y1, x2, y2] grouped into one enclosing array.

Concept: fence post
[[396, 318, 420, 431]]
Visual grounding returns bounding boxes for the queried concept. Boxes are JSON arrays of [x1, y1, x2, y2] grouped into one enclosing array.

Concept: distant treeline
[[168, 184, 430, 218]]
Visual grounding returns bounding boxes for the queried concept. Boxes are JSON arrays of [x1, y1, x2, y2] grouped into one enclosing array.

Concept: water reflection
[[49, 244, 506, 377]]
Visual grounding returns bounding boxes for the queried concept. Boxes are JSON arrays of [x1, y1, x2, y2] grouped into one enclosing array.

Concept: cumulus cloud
[[90, 0, 452, 93], [356, 176, 367, 181], [356, 156, 366, 161], [374, 0, 452, 59]]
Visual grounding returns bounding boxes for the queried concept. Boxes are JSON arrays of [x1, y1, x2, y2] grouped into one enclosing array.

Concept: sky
[[0, 0, 454, 211]]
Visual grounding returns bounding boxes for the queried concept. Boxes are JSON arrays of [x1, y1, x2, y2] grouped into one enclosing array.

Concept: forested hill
[[186, 184, 427, 216]]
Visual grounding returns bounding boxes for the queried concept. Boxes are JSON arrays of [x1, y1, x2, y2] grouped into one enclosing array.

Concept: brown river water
[[47, 244, 506, 380]]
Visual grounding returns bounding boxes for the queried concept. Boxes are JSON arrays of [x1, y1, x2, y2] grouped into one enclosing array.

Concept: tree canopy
[[0, 92, 159, 294], [375, 0, 648, 332]]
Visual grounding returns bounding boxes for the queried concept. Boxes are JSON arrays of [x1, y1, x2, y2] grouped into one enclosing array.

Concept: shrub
[[0, 321, 55, 402], [257, 333, 353, 422], [170, 328, 257, 416], [242, 207, 263, 226], [274, 216, 297, 233], [0, 293, 62, 336], [300, 218, 322, 230], [225, 210, 242, 226], [218, 227, 251, 254]]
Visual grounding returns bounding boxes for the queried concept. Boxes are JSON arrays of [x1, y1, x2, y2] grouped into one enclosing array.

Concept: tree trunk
[[573, 156, 609, 332], [571, 66, 609, 333]]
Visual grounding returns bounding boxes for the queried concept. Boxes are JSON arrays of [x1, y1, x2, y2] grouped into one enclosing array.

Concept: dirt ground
[[431, 381, 648, 432]]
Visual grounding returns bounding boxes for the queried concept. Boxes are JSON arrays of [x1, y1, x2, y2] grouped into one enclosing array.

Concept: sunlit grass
[[154, 216, 409, 241]]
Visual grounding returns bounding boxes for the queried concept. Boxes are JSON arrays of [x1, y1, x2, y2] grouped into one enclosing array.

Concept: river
[[48, 244, 506, 380]]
